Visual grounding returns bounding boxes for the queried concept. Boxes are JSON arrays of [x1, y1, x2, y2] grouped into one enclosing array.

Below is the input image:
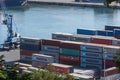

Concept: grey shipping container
[[80, 43, 103, 53], [52, 32, 73, 40], [41, 45, 60, 53], [80, 51, 102, 59], [112, 39, 120, 46], [71, 34, 91, 43], [32, 54, 54, 63], [40, 51, 59, 63]]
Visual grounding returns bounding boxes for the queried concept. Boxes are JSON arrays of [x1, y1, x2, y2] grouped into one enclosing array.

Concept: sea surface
[[0, 4, 120, 44]]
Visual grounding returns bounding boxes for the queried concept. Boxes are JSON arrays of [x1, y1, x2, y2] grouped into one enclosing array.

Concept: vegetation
[[105, 0, 119, 7], [114, 49, 120, 71]]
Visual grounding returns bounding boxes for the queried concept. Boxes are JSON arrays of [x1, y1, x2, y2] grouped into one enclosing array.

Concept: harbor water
[[0, 4, 120, 44]]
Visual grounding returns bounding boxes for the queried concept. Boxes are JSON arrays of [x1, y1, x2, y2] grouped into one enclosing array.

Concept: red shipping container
[[60, 41, 81, 50], [101, 67, 120, 77], [91, 37, 112, 45], [102, 59, 115, 69], [41, 39, 61, 46], [60, 55, 80, 62], [20, 49, 39, 56], [114, 35, 120, 39], [60, 59, 80, 66]]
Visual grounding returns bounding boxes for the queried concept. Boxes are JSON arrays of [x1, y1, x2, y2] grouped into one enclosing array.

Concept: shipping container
[[80, 51, 102, 59], [105, 25, 120, 30], [114, 29, 120, 35], [20, 49, 39, 56], [22, 70, 32, 74], [103, 45, 120, 54], [103, 53, 114, 60], [52, 32, 73, 40], [90, 36, 112, 45], [112, 39, 120, 46], [19, 67, 28, 74], [80, 43, 103, 53], [101, 67, 119, 77], [71, 34, 91, 43], [41, 45, 60, 53], [60, 59, 80, 66], [14, 62, 32, 68], [40, 51, 59, 63], [20, 37, 41, 45], [106, 30, 113, 37], [81, 57, 102, 65], [20, 43, 40, 51], [60, 55, 80, 62], [60, 48, 80, 56], [81, 62, 102, 69], [77, 29, 96, 35], [28, 67, 38, 71], [102, 59, 115, 69], [96, 30, 107, 36], [20, 55, 32, 62], [32, 54, 54, 63], [41, 39, 61, 46], [60, 41, 81, 50], [32, 60, 49, 68], [47, 63, 74, 73], [114, 35, 120, 39]]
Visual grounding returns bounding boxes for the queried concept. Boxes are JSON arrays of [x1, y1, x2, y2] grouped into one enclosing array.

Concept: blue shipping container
[[114, 29, 120, 35], [96, 30, 106, 36], [20, 44, 40, 51], [105, 25, 120, 30], [77, 29, 96, 35], [106, 31, 113, 37]]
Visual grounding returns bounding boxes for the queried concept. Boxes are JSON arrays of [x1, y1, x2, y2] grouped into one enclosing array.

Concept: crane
[[0, 0, 20, 50]]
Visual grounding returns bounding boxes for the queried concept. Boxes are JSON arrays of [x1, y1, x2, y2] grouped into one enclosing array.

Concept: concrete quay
[[27, 0, 120, 8]]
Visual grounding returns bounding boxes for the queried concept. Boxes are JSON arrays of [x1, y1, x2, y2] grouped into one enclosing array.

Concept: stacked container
[[52, 32, 73, 40], [80, 43, 103, 69], [114, 29, 120, 39], [60, 41, 81, 66], [20, 37, 41, 63], [32, 54, 54, 68], [46, 63, 74, 73], [41, 39, 61, 63], [77, 29, 96, 35], [102, 45, 120, 68]]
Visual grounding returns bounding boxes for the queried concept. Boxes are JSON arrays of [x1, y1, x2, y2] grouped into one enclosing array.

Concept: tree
[[114, 49, 120, 70]]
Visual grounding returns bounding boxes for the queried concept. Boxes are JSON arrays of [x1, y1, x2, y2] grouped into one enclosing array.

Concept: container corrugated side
[[77, 29, 96, 35], [112, 39, 120, 46], [105, 25, 120, 30], [60, 48, 80, 56], [96, 30, 107, 36]]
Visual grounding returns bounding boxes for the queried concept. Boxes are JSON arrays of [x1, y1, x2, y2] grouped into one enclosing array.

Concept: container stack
[[40, 39, 61, 63], [80, 43, 103, 69], [20, 37, 41, 63], [32, 54, 54, 68], [77, 29, 96, 35], [102, 46, 120, 68], [60, 41, 81, 66], [46, 63, 74, 73]]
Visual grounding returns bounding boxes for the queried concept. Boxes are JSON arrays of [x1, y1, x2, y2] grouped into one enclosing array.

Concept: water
[[0, 4, 120, 44]]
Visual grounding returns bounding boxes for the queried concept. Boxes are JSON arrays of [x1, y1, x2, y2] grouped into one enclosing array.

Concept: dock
[[27, 0, 120, 8]]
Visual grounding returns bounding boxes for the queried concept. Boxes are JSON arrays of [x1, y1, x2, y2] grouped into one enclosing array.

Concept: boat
[[1, 0, 27, 7]]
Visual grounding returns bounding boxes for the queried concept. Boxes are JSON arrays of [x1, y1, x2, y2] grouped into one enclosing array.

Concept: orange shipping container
[[20, 49, 39, 56]]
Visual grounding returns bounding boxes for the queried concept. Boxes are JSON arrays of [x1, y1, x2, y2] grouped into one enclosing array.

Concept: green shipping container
[[60, 48, 80, 56]]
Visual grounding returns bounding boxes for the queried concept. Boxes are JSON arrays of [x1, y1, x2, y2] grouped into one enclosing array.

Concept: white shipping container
[[32, 54, 54, 63]]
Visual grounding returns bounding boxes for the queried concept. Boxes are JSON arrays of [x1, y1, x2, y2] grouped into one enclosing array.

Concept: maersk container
[[71, 34, 91, 43], [103, 53, 114, 60], [20, 44, 40, 51], [96, 30, 107, 36], [103, 45, 120, 54], [80, 51, 102, 59], [20, 37, 41, 45], [106, 30, 113, 37], [80, 43, 103, 53], [105, 25, 120, 30], [60, 48, 80, 56], [32, 54, 54, 63], [114, 29, 120, 35], [52, 32, 73, 40], [81, 62, 102, 69], [41, 45, 60, 53], [81, 57, 102, 65], [40, 51, 59, 63], [77, 29, 96, 35]]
